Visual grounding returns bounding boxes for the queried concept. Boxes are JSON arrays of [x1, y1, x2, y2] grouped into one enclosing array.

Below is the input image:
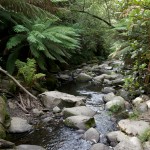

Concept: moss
[[64, 119, 76, 128], [63, 110, 75, 118], [0, 124, 6, 139], [85, 118, 96, 129], [109, 104, 123, 114], [58, 101, 76, 109]]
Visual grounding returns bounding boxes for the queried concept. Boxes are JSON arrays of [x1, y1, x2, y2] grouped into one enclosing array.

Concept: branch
[[71, 10, 114, 28], [0, 66, 37, 100]]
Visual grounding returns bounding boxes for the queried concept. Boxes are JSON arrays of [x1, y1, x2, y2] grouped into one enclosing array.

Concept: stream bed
[[8, 82, 117, 150]]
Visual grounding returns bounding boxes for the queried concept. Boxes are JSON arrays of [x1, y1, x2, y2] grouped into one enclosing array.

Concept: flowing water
[[8, 82, 117, 150]]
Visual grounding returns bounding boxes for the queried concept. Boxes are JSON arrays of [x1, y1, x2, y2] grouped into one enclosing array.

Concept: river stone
[[143, 141, 150, 150], [38, 91, 85, 109], [103, 92, 115, 103], [0, 139, 15, 149], [76, 73, 92, 82], [32, 109, 44, 117], [117, 89, 129, 100], [118, 119, 150, 136], [9, 117, 33, 133], [114, 137, 143, 150], [62, 106, 95, 118], [105, 96, 125, 111], [90, 143, 113, 150], [136, 103, 148, 113], [53, 106, 61, 113], [16, 145, 45, 150], [64, 115, 96, 130], [103, 79, 112, 85], [93, 74, 111, 83], [82, 127, 100, 143], [146, 100, 150, 109], [112, 78, 124, 85], [102, 87, 116, 94], [132, 97, 144, 106]]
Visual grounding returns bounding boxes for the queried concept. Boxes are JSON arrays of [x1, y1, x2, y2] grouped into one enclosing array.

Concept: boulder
[[114, 137, 143, 150], [93, 74, 111, 83], [0, 124, 6, 139], [118, 119, 150, 136], [102, 87, 116, 94], [136, 103, 148, 113], [0, 139, 15, 149], [112, 78, 124, 85], [90, 143, 113, 150], [16, 145, 45, 150], [103, 92, 115, 103], [76, 73, 92, 82], [62, 106, 95, 118], [82, 127, 100, 143], [117, 89, 129, 100], [64, 115, 96, 130], [103, 79, 112, 85], [105, 96, 125, 111], [38, 91, 85, 109], [146, 100, 150, 109], [9, 117, 32, 133], [32, 109, 44, 117]]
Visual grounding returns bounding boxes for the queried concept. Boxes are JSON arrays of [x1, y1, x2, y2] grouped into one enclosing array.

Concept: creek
[[7, 82, 117, 150]]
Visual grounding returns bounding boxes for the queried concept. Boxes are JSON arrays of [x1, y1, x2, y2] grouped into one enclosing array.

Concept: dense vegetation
[[0, 0, 150, 93]]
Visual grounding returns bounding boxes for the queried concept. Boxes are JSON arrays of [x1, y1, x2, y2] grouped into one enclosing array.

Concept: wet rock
[[90, 143, 113, 150], [9, 117, 32, 133], [93, 74, 110, 83], [42, 117, 53, 123], [58, 74, 71, 81], [76, 73, 92, 82], [38, 91, 86, 109], [105, 96, 125, 111], [0, 139, 15, 149], [132, 97, 144, 106], [102, 87, 116, 94], [118, 119, 150, 136], [143, 141, 150, 150], [62, 106, 95, 118], [112, 78, 124, 85], [103, 79, 112, 85], [32, 109, 44, 117], [16, 144, 45, 150], [114, 137, 143, 150], [53, 106, 61, 113], [103, 92, 115, 103], [82, 127, 100, 143], [64, 115, 96, 130]]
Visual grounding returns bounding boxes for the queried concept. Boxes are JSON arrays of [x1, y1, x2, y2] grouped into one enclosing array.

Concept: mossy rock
[[0, 124, 6, 139]]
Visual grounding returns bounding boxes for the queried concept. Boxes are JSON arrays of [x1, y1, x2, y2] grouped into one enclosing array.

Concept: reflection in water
[[8, 82, 117, 150]]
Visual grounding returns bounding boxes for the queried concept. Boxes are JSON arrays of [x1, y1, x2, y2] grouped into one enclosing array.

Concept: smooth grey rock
[[32, 109, 44, 117], [76, 73, 92, 82], [112, 78, 124, 85], [62, 106, 95, 118], [38, 91, 85, 109], [137, 103, 148, 113], [103, 79, 112, 85], [9, 117, 32, 133], [82, 127, 100, 143], [64, 115, 95, 130], [53, 106, 61, 113], [102, 87, 115, 94], [93, 74, 111, 83], [114, 137, 143, 150], [118, 119, 150, 136], [58, 74, 71, 81], [105, 96, 125, 110], [106, 131, 128, 146], [16, 145, 45, 150], [42, 117, 53, 123], [0, 139, 15, 149], [90, 143, 113, 150], [117, 89, 129, 100], [103, 92, 115, 103]]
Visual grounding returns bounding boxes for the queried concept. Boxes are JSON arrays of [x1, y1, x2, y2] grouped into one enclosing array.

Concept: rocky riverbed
[[0, 60, 150, 150]]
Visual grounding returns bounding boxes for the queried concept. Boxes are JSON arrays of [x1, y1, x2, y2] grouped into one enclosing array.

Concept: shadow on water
[[7, 82, 117, 150]]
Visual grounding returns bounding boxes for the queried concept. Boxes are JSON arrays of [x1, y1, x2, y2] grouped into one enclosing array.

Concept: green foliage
[[15, 58, 45, 87], [139, 128, 150, 143], [110, 0, 150, 94], [109, 105, 123, 114], [128, 110, 140, 120]]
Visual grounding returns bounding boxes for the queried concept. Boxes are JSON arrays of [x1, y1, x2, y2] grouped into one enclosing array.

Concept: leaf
[[14, 25, 29, 33], [6, 35, 25, 50]]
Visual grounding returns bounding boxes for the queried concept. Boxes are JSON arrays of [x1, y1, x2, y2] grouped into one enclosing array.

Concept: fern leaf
[[6, 35, 25, 50], [14, 25, 29, 33]]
